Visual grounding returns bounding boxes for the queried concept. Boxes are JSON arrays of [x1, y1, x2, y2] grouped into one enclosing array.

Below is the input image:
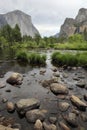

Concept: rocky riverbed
[[0, 50, 87, 130]]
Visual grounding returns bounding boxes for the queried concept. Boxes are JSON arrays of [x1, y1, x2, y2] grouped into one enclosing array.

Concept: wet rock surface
[[34, 119, 43, 130], [43, 122, 57, 130], [26, 109, 47, 123], [16, 98, 40, 114], [59, 102, 70, 112], [59, 122, 70, 130], [70, 95, 87, 110], [6, 72, 23, 85], [64, 113, 78, 127], [0, 125, 15, 130], [50, 83, 69, 95], [6, 102, 15, 112]]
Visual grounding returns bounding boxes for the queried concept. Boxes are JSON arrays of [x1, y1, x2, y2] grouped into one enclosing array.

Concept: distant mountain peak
[[0, 10, 39, 37], [59, 8, 87, 37]]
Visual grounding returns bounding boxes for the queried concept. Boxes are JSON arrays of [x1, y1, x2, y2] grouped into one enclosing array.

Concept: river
[[0, 49, 87, 130]]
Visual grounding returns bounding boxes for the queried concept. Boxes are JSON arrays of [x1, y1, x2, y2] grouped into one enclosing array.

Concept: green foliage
[[16, 50, 46, 66], [83, 28, 87, 41], [51, 52, 87, 67], [0, 24, 13, 45], [0, 36, 8, 48], [34, 34, 41, 45], [77, 52, 87, 66], [16, 50, 28, 62], [68, 34, 84, 43], [22, 35, 33, 42], [28, 53, 46, 66], [0, 24, 21, 47], [54, 34, 87, 50], [12, 24, 22, 42], [38, 39, 47, 48]]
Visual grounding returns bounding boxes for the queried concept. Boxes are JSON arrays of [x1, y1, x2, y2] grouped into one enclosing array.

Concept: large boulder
[[70, 95, 87, 110], [26, 109, 47, 123], [16, 98, 40, 115], [6, 72, 23, 85], [50, 83, 68, 95]]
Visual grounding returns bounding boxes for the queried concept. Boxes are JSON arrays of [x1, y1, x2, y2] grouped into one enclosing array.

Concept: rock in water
[[26, 109, 47, 123], [59, 102, 70, 112], [49, 117, 57, 124], [64, 113, 78, 128], [34, 119, 43, 130], [7, 72, 23, 85], [43, 122, 57, 130], [81, 113, 87, 122], [16, 98, 40, 115], [0, 82, 6, 89], [40, 69, 46, 75], [0, 125, 15, 130], [84, 94, 87, 101], [59, 122, 70, 130], [76, 80, 86, 88], [50, 83, 68, 95], [6, 102, 15, 112], [70, 95, 87, 110]]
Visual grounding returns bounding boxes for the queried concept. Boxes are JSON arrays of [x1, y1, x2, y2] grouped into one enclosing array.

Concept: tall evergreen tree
[[83, 27, 87, 41], [13, 24, 22, 42]]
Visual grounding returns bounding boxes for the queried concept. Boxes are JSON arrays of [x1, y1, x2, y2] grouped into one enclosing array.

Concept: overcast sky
[[0, 0, 87, 36]]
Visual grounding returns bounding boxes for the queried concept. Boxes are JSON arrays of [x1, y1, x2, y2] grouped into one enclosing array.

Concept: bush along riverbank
[[51, 52, 87, 68], [16, 50, 46, 66]]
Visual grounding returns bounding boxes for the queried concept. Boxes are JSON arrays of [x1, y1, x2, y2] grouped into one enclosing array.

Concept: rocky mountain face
[[0, 10, 39, 37], [59, 8, 87, 37]]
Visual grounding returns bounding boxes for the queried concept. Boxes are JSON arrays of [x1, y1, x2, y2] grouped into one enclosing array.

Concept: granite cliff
[[59, 8, 87, 37], [0, 10, 39, 37]]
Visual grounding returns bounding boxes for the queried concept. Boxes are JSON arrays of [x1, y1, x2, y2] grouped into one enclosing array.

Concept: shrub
[[28, 53, 46, 66], [51, 52, 87, 67], [16, 50, 28, 62], [16, 50, 47, 66]]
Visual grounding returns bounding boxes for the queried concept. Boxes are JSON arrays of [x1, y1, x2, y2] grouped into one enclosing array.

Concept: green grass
[[28, 53, 46, 66], [53, 42, 87, 50], [16, 50, 28, 62], [51, 52, 87, 67], [16, 50, 46, 66]]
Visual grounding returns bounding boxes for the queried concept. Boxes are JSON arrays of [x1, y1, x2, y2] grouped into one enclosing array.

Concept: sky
[[0, 0, 87, 36]]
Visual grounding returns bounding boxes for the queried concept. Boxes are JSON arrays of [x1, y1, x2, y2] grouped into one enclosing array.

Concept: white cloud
[[0, 0, 87, 36]]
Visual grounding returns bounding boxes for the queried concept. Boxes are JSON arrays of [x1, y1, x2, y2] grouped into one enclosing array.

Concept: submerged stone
[[59, 102, 70, 112], [16, 98, 40, 115], [26, 109, 47, 123], [64, 113, 78, 128]]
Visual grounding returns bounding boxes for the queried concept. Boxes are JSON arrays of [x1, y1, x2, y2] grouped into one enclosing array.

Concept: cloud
[[0, 0, 87, 36]]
